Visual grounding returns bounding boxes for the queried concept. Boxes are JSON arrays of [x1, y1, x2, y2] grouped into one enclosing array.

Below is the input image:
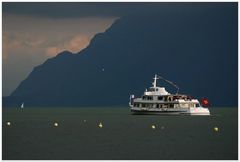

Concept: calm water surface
[[2, 107, 238, 160]]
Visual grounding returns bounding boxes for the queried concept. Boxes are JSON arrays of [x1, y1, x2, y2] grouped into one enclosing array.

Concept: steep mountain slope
[[6, 4, 238, 107]]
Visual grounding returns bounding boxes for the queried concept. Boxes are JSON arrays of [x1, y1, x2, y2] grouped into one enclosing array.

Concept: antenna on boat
[[152, 74, 159, 88], [157, 75, 179, 94]]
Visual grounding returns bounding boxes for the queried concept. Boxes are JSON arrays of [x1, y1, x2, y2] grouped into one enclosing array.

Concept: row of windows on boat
[[133, 103, 200, 108], [149, 88, 158, 91], [142, 96, 191, 101]]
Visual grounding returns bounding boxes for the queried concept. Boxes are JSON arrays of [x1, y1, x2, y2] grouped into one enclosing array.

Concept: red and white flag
[[201, 98, 209, 107]]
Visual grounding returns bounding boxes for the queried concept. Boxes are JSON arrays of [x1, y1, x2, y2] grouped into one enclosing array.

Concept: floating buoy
[[213, 126, 219, 132], [98, 122, 103, 128], [54, 122, 58, 127], [83, 120, 86, 123], [6, 121, 11, 126], [151, 125, 156, 130]]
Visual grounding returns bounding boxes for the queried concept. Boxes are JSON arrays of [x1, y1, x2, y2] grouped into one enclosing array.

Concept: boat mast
[[152, 74, 159, 88]]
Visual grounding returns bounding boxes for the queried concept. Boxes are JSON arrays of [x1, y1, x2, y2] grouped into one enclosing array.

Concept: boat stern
[[189, 107, 210, 116]]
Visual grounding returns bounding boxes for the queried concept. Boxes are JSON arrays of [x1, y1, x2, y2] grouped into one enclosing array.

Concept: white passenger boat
[[129, 75, 210, 115]]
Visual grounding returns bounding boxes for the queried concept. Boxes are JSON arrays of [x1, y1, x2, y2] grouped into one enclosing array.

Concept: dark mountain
[[4, 3, 238, 107]]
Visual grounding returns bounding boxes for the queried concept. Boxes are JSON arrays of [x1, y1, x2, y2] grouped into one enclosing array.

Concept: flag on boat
[[201, 98, 209, 107]]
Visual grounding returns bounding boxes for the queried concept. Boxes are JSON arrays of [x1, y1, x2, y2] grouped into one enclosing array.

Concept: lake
[[2, 107, 238, 160]]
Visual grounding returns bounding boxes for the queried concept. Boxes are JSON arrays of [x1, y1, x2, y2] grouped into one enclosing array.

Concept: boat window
[[150, 88, 158, 92], [163, 104, 168, 108], [164, 96, 168, 101], [134, 103, 139, 107], [147, 96, 153, 100], [158, 96, 163, 100], [174, 104, 179, 108], [146, 104, 153, 108], [180, 103, 189, 108]]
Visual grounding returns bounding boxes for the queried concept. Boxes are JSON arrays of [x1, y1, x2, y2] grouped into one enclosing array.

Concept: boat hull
[[130, 107, 210, 116]]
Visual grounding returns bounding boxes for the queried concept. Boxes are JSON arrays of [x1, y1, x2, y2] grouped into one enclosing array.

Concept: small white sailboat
[[21, 103, 24, 109]]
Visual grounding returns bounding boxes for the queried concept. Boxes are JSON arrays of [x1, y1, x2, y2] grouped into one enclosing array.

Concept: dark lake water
[[2, 107, 238, 160]]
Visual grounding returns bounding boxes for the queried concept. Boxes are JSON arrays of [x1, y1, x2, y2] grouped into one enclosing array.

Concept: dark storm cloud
[[3, 2, 237, 18], [2, 2, 145, 18]]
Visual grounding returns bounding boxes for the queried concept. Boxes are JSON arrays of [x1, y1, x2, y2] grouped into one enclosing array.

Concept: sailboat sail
[[21, 103, 24, 108]]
